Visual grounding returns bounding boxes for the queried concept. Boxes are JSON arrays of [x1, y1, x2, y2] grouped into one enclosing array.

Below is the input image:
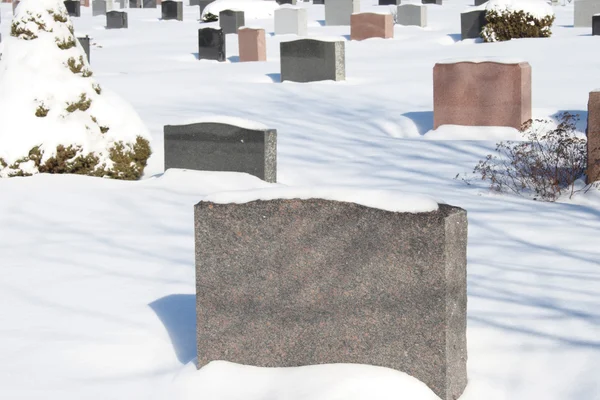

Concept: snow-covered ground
[[1, 1, 599, 399]]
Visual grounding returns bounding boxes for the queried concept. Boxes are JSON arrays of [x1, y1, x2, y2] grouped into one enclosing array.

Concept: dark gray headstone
[[129, 0, 141, 8], [190, 0, 199, 4], [461, 9, 487, 40], [219, 9, 245, 34], [106, 10, 128, 29], [164, 122, 277, 182], [280, 39, 345, 82], [421, 0, 442, 4], [77, 36, 91, 64], [162, 0, 183, 20], [593, 14, 600, 35], [198, 27, 226, 61], [474, 0, 488, 5], [194, 199, 468, 400], [378, 0, 400, 5], [143, 0, 157, 8], [64, 1, 81, 17]]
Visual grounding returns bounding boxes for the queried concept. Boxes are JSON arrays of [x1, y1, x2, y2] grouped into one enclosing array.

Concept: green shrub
[[202, 12, 218, 22], [481, 8, 555, 43]]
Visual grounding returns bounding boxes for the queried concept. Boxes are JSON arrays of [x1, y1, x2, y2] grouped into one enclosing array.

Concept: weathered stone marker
[[238, 27, 267, 62], [587, 90, 600, 183], [64, 0, 81, 16], [162, 0, 183, 20], [461, 9, 487, 40], [350, 12, 393, 41], [397, 4, 427, 27], [106, 10, 128, 28], [280, 39, 345, 82], [195, 192, 468, 400], [325, 0, 359, 25], [77, 35, 91, 63], [143, 0, 157, 7], [164, 121, 277, 182], [433, 60, 532, 130], [198, 27, 226, 61], [92, 0, 107, 16], [220, 9, 245, 34], [274, 6, 308, 36]]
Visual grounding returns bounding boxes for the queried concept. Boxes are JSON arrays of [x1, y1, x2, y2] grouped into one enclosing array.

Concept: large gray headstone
[[194, 198, 468, 400], [92, 0, 107, 16], [162, 0, 183, 20], [164, 122, 277, 182], [129, 0, 141, 8], [575, 0, 600, 27], [325, 0, 359, 25], [461, 9, 487, 40], [397, 4, 427, 27], [64, 1, 81, 17], [198, 27, 226, 61], [77, 36, 91, 64], [219, 9, 245, 34], [106, 10, 128, 28], [280, 39, 345, 82]]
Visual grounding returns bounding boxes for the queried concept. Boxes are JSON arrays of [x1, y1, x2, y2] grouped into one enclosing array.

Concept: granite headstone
[[198, 27, 226, 61]]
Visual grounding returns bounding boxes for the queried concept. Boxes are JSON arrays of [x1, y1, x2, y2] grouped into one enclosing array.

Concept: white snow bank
[[425, 125, 525, 141], [200, 186, 440, 212], [175, 116, 269, 130], [436, 56, 527, 64], [175, 361, 442, 400], [485, 0, 554, 19], [202, 0, 279, 19]]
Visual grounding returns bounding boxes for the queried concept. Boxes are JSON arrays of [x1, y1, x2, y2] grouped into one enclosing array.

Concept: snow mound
[[425, 125, 525, 141], [0, 0, 151, 179], [199, 185, 440, 213], [485, 0, 554, 19], [202, 0, 279, 20]]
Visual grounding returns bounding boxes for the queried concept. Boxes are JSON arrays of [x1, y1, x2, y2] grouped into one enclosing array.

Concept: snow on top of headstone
[[200, 186, 440, 213], [485, 0, 554, 19], [202, 0, 279, 19], [436, 56, 527, 64], [239, 25, 264, 30], [352, 11, 391, 15], [0, 0, 150, 177], [279, 4, 302, 9], [177, 116, 269, 130]]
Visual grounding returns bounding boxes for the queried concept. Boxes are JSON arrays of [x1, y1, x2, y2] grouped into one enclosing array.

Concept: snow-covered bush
[[481, 0, 555, 43], [201, 12, 218, 22], [469, 113, 594, 201], [0, 0, 152, 180]]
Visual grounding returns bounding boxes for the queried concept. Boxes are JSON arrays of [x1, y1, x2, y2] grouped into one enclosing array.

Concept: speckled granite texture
[[195, 199, 468, 400], [164, 122, 277, 183], [280, 39, 345, 82]]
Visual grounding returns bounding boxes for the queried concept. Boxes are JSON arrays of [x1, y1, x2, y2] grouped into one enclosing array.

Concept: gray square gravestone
[[143, 0, 157, 7], [129, 0, 141, 7], [594, 14, 600, 35], [194, 197, 468, 400], [575, 0, 600, 27], [163, 121, 277, 182], [274, 7, 308, 36], [198, 27, 226, 61], [219, 9, 245, 34], [461, 9, 487, 40], [379, 0, 400, 4], [162, 0, 183, 20], [422, 0, 441, 4], [64, 1, 81, 17], [92, 0, 107, 16], [397, 4, 427, 27], [106, 10, 128, 28], [280, 39, 345, 82], [325, 0, 359, 25], [77, 36, 91, 64]]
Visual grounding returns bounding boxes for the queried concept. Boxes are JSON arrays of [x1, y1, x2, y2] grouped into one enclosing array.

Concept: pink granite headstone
[[350, 12, 393, 41], [81, 0, 89, 6], [238, 27, 266, 62], [433, 60, 532, 130], [587, 90, 600, 183]]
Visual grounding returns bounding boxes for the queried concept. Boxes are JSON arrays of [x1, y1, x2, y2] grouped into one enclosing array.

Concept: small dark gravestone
[[198, 27, 226, 61], [280, 39, 345, 82], [163, 121, 277, 182], [77, 36, 91, 64], [219, 9, 245, 34], [106, 10, 128, 29], [474, 0, 488, 5], [195, 196, 468, 400], [461, 9, 487, 40], [162, 0, 183, 20], [422, 0, 442, 4], [378, 0, 400, 5], [143, 0, 157, 8], [64, 1, 81, 17], [593, 14, 600, 35]]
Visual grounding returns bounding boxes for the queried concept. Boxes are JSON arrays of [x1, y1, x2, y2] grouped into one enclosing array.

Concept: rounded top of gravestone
[[436, 57, 528, 65], [178, 116, 270, 130], [200, 186, 440, 213]]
